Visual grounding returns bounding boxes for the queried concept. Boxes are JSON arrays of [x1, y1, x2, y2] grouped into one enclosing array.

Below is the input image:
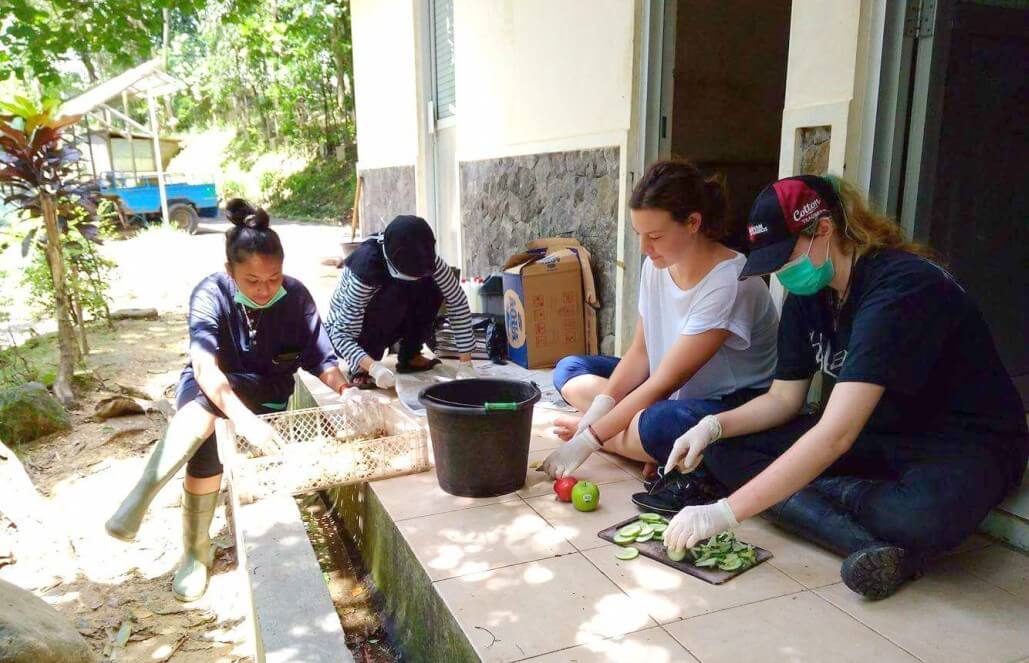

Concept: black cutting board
[[598, 515, 773, 585]]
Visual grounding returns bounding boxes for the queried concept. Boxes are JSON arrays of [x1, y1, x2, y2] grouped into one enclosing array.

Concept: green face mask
[[776, 235, 834, 296], [234, 285, 287, 309]]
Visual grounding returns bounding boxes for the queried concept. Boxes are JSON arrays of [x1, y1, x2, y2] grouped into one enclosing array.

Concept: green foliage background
[[0, 0, 358, 221]]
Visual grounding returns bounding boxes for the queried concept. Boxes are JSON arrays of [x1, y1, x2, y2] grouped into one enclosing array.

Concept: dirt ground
[[1, 316, 253, 662], [0, 220, 363, 661]]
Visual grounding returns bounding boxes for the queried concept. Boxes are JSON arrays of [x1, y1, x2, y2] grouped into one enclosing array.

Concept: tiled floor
[[368, 403, 1029, 663], [311, 371, 1029, 663]]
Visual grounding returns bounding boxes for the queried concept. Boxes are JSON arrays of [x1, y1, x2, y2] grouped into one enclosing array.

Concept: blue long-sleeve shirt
[[187, 272, 338, 385]]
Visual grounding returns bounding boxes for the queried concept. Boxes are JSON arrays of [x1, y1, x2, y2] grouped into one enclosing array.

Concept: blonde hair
[[823, 175, 940, 263]]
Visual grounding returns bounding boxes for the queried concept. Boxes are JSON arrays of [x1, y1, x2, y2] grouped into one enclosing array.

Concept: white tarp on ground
[[394, 361, 573, 417]]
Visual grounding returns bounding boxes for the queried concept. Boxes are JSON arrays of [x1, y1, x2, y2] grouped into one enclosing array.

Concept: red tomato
[[553, 476, 578, 502]]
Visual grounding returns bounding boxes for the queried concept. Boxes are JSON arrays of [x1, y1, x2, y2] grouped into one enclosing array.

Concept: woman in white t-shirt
[[540, 160, 778, 482]]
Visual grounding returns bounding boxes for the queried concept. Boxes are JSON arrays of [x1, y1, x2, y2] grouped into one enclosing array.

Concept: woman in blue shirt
[[662, 176, 1027, 599], [105, 199, 349, 602]]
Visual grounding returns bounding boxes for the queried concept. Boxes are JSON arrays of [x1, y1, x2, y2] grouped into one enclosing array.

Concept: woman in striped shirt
[[326, 215, 476, 388]]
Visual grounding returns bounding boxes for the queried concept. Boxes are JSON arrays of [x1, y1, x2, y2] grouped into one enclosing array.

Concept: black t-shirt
[[776, 250, 1026, 458]]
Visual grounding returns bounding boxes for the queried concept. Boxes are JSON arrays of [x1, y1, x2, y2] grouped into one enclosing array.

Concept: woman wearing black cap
[[325, 215, 476, 388], [662, 175, 1027, 599], [105, 199, 350, 601]]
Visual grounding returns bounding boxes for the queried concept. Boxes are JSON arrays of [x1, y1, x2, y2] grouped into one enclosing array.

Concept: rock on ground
[[0, 578, 97, 662], [0, 382, 71, 445]]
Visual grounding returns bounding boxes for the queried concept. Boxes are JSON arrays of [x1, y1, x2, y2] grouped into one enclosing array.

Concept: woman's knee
[[553, 355, 592, 394], [185, 434, 222, 478]]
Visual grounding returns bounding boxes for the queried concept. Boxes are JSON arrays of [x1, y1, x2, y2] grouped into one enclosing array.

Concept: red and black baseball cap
[[739, 175, 843, 280]]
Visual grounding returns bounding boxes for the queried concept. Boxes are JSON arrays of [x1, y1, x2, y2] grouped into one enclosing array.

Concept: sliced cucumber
[[613, 533, 637, 545], [615, 546, 640, 561], [638, 524, 655, 537], [639, 513, 664, 523], [650, 523, 667, 533], [635, 531, 654, 543], [618, 523, 642, 538], [666, 548, 687, 562], [718, 556, 743, 571]]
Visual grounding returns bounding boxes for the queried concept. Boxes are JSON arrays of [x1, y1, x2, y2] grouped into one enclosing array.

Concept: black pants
[[175, 368, 293, 478], [704, 415, 1014, 554], [358, 278, 443, 365]]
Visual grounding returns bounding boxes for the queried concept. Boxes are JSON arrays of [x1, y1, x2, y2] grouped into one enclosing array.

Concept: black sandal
[[395, 357, 442, 374], [348, 370, 378, 390]]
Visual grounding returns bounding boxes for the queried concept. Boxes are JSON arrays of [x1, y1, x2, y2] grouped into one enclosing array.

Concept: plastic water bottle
[[467, 277, 482, 313]]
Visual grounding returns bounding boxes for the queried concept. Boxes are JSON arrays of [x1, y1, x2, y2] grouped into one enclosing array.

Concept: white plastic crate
[[217, 400, 430, 504]]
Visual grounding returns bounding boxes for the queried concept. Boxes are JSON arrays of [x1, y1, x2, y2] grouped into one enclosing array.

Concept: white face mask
[[381, 243, 421, 281]]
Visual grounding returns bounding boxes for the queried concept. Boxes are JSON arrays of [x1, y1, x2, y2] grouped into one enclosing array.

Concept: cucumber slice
[[650, 523, 667, 533], [635, 531, 654, 543], [639, 513, 664, 523], [718, 557, 743, 571], [666, 548, 687, 562], [638, 524, 655, 537], [653, 530, 664, 541], [618, 524, 642, 538], [615, 547, 639, 561], [613, 533, 637, 545]]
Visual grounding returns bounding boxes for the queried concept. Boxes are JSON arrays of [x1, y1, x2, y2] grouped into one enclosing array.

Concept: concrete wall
[[358, 165, 417, 236], [452, 0, 635, 349], [778, 0, 864, 178], [454, 0, 634, 161], [352, 0, 419, 227]]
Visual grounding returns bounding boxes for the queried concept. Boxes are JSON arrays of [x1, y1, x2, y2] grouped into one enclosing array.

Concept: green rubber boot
[[172, 488, 219, 602], [105, 428, 209, 542]]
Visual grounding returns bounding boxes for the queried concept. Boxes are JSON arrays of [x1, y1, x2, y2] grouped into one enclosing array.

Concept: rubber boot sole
[[173, 578, 209, 603], [841, 545, 917, 600], [104, 523, 136, 543]]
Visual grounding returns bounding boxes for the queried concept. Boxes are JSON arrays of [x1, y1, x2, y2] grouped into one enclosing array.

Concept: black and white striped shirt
[[325, 255, 474, 371]]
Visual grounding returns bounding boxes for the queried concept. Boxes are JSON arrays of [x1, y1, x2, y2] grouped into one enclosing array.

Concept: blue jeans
[[704, 415, 1018, 554], [553, 354, 764, 464]]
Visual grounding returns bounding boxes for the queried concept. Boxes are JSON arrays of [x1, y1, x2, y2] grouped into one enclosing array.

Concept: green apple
[[571, 480, 600, 512]]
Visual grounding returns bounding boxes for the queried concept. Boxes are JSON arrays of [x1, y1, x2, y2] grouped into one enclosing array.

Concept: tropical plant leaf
[[75, 223, 102, 244], [0, 121, 28, 149], [20, 227, 38, 257]]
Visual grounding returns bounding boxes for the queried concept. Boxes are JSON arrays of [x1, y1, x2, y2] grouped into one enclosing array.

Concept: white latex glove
[[236, 414, 284, 456], [664, 415, 722, 475], [369, 361, 396, 389], [664, 498, 739, 552], [576, 394, 616, 434], [455, 360, 477, 380], [540, 428, 601, 479]]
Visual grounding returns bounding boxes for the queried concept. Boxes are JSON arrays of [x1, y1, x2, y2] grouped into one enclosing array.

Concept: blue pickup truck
[[100, 173, 219, 234]]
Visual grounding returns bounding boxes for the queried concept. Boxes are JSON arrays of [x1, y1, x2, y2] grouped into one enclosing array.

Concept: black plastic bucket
[[418, 378, 541, 497]]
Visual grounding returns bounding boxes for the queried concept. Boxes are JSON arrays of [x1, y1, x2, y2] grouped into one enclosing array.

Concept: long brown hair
[[823, 175, 939, 262], [630, 160, 731, 241]]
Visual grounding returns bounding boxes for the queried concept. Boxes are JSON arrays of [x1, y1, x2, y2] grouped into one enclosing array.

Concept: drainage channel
[[295, 491, 401, 663]]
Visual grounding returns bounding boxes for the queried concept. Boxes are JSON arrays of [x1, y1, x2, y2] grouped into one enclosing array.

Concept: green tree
[[0, 0, 206, 89]]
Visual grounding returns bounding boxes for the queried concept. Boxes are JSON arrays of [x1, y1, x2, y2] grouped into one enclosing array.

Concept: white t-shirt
[[638, 253, 778, 400]]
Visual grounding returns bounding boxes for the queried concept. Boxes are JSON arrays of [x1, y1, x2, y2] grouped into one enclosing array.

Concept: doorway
[[892, 0, 1028, 405], [664, 0, 792, 251]]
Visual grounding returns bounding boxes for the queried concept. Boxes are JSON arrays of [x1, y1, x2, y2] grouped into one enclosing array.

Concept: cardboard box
[[502, 238, 599, 369]]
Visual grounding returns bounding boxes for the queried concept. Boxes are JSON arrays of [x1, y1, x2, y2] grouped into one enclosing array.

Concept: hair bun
[[246, 208, 270, 229], [225, 198, 255, 227]]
